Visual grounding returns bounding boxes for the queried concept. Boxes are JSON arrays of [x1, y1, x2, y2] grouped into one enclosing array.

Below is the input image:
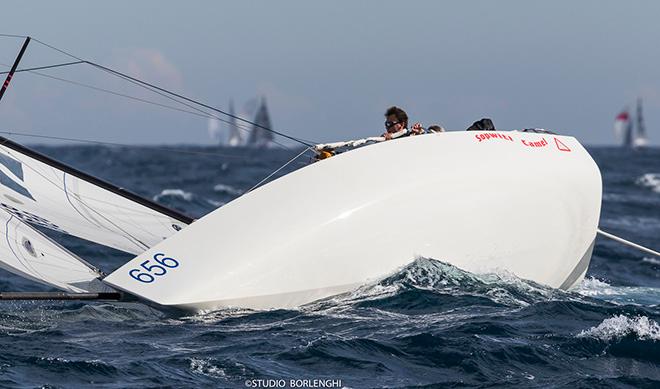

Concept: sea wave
[[213, 183, 243, 196], [189, 358, 229, 379], [153, 188, 194, 202], [574, 277, 660, 306], [642, 256, 660, 265], [577, 315, 660, 342], [152, 188, 222, 214], [636, 173, 660, 193], [305, 258, 565, 315]]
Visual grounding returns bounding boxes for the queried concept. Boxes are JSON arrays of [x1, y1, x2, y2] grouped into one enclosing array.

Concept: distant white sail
[[613, 109, 632, 147], [0, 208, 105, 292], [0, 137, 192, 255], [226, 100, 243, 147], [207, 117, 221, 143], [634, 98, 648, 148]]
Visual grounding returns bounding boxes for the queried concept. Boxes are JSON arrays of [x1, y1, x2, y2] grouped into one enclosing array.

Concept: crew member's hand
[[382, 132, 393, 140], [411, 122, 424, 135]]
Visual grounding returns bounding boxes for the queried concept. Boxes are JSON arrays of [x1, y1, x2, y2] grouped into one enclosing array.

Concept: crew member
[[382, 106, 424, 140]]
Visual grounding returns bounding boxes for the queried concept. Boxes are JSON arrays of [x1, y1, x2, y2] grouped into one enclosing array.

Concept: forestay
[[0, 208, 105, 292], [0, 137, 193, 255]]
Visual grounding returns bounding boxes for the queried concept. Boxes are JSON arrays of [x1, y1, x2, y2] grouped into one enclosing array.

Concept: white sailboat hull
[[104, 131, 602, 311]]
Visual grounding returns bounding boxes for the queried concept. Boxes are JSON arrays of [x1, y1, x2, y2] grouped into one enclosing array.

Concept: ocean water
[[0, 143, 658, 388]]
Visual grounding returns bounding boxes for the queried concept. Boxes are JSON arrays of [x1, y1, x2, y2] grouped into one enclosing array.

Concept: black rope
[[82, 61, 293, 150], [30, 37, 316, 148], [85, 61, 315, 147], [0, 61, 259, 133], [0, 60, 84, 75], [0, 59, 292, 150], [0, 129, 254, 159], [0, 34, 28, 39], [2, 37, 293, 149]]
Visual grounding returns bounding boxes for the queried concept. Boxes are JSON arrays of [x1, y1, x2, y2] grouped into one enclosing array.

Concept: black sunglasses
[[384, 120, 399, 129]]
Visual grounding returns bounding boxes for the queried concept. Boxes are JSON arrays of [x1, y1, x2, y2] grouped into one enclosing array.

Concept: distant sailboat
[[246, 96, 274, 148], [614, 109, 632, 148], [614, 98, 649, 148], [211, 97, 273, 147], [226, 100, 243, 147], [634, 98, 649, 148]]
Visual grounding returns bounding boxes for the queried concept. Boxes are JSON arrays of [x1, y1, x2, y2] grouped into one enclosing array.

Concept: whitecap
[[304, 257, 560, 313], [213, 184, 243, 196], [575, 277, 617, 297], [642, 256, 660, 265], [635, 173, 660, 193], [206, 199, 226, 207], [577, 315, 660, 341], [152, 189, 194, 202], [574, 277, 660, 306], [189, 358, 228, 379]]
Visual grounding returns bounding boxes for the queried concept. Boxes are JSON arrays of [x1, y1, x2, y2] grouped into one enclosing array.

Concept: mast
[[0, 37, 30, 103]]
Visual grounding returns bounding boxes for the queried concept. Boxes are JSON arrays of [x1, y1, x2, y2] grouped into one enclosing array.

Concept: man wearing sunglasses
[[382, 106, 424, 140]]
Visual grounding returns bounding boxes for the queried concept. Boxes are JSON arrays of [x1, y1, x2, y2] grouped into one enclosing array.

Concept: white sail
[[207, 117, 221, 143], [246, 96, 274, 148], [226, 100, 243, 147], [0, 208, 104, 292], [613, 109, 632, 147], [634, 98, 649, 148], [0, 137, 192, 255]]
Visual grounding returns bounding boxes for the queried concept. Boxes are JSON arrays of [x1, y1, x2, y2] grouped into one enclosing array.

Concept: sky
[[0, 0, 658, 146]]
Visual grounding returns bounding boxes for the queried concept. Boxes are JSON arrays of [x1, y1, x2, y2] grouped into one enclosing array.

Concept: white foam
[[189, 358, 228, 378], [636, 173, 660, 193], [577, 315, 660, 341], [153, 189, 194, 202], [602, 192, 628, 202], [642, 257, 660, 265], [213, 183, 243, 196], [206, 199, 225, 207], [575, 277, 618, 297]]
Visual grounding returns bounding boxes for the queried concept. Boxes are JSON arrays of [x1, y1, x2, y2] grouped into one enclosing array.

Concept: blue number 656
[[129, 253, 180, 283]]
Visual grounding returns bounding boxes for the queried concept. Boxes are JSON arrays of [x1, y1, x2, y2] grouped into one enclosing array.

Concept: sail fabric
[[227, 100, 243, 146], [0, 137, 192, 255], [246, 97, 274, 147], [0, 208, 104, 292], [634, 99, 648, 147], [614, 110, 632, 147]]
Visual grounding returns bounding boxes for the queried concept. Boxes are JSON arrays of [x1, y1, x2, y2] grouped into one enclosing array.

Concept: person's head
[[384, 106, 408, 133], [427, 125, 445, 133]]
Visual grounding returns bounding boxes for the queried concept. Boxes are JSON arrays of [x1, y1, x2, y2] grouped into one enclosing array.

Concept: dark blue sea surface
[[0, 143, 658, 388]]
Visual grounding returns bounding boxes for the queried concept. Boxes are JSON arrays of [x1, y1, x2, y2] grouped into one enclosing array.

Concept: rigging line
[[0, 130, 253, 159], [29, 38, 308, 148], [0, 34, 28, 39], [0, 60, 85, 75], [86, 62, 292, 150], [1, 63, 236, 125], [0, 63, 275, 149], [87, 61, 316, 147], [63, 172, 150, 252], [245, 147, 313, 194], [30, 38, 292, 149]]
